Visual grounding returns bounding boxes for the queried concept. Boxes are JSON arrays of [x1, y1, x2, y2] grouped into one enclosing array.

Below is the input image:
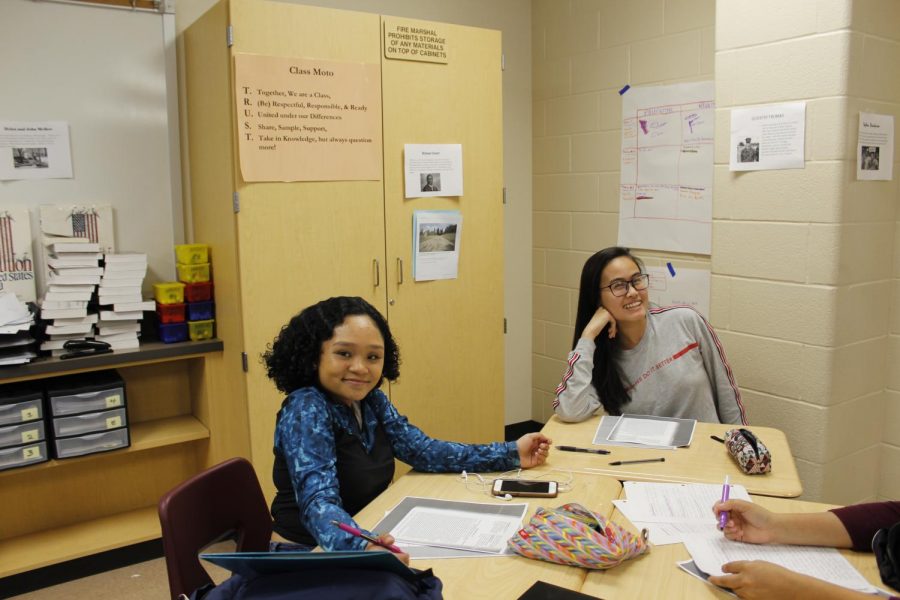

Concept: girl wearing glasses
[[554, 246, 747, 425]]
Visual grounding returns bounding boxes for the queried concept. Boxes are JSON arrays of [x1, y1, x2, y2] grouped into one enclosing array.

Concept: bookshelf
[[0, 339, 249, 578]]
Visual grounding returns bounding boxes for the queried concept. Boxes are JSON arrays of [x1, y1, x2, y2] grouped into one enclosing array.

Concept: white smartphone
[[492, 479, 558, 498]]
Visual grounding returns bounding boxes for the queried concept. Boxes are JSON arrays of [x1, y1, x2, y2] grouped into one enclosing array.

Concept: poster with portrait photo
[[412, 210, 462, 281], [857, 113, 893, 181], [0, 121, 73, 180], [729, 103, 805, 171], [404, 144, 463, 198]]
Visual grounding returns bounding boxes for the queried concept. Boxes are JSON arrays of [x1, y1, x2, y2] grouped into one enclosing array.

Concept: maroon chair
[[158, 457, 273, 599]]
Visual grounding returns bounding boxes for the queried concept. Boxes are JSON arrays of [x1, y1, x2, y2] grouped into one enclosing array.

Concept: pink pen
[[718, 475, 730, 530], [331, 520, 403, 554]]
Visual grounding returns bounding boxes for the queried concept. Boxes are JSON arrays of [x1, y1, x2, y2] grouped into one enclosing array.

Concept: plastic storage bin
[[187, 301, 214, 321], [188, 319, 215, 341], [45, 371, 126, 417], [0, 384, 43, 426], [53, 427, 130, 459], [176, 263, 210, 283], [184, 281, 214, 303], [154, 282, 185, 304], [53, 407, 127, 437], [159, 322, 188, 344], [0, 442, 48, 471], [0, 420, 45, 449], [175, 243, 209, 265], [156, 302, 186, 324]]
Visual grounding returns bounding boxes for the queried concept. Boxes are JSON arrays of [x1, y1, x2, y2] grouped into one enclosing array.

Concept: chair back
[[158, 457, 273, 599]]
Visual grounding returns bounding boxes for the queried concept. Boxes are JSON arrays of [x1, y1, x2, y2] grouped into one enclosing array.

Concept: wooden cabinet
[[0, 341, 234, 578], [183, 0, 504, 498]]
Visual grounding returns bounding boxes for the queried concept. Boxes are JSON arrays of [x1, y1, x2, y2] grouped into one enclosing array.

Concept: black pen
[[608, 458, 665, 466], [556, 445, 610, 455]]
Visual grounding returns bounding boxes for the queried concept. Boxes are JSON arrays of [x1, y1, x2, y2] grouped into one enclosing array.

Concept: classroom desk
[[352, 470, 623, 599], [542, 415, 802, 497], [581, 495, 885, 599]]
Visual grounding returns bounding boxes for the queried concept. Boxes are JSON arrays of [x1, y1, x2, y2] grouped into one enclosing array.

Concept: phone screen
[[499, 480, 552, 494]]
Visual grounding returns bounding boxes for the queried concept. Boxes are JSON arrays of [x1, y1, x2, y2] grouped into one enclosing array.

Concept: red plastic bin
[[156, 302, 186, 324], [184, 281, 214, 303]]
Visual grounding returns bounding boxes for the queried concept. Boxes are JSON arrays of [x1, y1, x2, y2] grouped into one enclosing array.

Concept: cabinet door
[[227, 0, 387, 492], [380, 19, 505, 445]]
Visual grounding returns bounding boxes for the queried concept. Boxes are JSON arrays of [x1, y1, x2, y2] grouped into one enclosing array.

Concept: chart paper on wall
[[618, 82, 714, 255]]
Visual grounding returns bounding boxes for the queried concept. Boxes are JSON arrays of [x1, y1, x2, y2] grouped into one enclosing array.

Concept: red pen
[[330, 520, 403, 554]]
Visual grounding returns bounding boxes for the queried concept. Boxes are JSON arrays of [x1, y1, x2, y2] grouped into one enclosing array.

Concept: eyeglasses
[[600, 273, 650, 297]]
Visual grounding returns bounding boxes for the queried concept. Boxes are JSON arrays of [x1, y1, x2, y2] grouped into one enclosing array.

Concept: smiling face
[[317, 314, 385, 405], [599, 256, 649, 324]]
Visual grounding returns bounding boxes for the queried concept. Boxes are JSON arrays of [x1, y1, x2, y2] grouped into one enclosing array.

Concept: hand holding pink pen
[[718, 475, 730, 530], [331, 520, 404, 554]]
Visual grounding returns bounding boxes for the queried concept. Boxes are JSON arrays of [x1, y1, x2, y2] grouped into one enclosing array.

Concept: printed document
[[390, 505, 524, 554], [595, 414, 696, 449], [684, 536, 876, 593], [613, 481, 751, 545]]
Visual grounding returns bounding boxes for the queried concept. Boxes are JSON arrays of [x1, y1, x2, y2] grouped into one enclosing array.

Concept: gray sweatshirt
[[553, 306, 746, 424]]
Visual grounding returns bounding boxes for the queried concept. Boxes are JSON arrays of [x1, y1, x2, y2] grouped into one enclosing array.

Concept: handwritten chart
[[618, 82, 714, 255]]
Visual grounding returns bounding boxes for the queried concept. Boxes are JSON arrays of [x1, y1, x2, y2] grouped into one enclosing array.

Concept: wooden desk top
[[581, 495, 883, 599], [542, 415, 802, 498], [352, 470, 623, 599]]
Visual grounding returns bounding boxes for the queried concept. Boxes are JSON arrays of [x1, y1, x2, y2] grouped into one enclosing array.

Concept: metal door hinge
[[226, 24, 234, 47], [241, 352, 249, 372], [501, 53, 505, 71], [502, 187, 507, 205], [233, 192, 240, 213], [503, 318, 507, 334]]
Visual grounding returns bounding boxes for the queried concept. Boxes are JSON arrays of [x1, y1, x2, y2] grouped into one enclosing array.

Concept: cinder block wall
[[715, 0, 899, 504], [533, 0, 899, 503], [531, 0, 716, 423]]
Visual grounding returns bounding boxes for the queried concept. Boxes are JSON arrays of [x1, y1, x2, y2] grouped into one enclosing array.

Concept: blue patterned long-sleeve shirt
[[274, 386, 519, 551]]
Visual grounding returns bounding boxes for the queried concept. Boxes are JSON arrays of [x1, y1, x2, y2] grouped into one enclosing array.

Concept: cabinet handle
[[373, 258, 380, 287], [397, 257, 404, 284]]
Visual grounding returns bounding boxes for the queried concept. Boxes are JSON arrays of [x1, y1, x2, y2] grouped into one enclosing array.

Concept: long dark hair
[[572, 247, 645, 415], [262, 296, 400, 395]]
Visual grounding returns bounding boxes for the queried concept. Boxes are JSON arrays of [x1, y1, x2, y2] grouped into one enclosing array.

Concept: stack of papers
[[96, 253, 151, 350], [373, 496, 528, 559], [614, 481, 751, 546], [593, 414, 696, 449], [0, 292, 37, 365], [613, 481, 876, 595]]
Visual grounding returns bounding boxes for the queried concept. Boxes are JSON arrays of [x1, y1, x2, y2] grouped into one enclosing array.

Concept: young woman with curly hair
[[263, 296, 552, 557]]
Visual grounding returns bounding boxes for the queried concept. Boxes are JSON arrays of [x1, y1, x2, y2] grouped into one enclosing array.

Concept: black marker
[[556, 445, 610, 455], [608, 458, 665, 466]]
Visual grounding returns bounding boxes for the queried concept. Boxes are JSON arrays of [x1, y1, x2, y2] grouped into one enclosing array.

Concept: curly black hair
[[262, 296, 401, 395]]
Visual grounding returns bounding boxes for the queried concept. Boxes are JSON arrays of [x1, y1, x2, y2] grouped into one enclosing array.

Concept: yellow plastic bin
[[175, 243, 210, 265], [154, 282, 185, 305], [188, 319, 215, 341], [176, 262, 211, 283]]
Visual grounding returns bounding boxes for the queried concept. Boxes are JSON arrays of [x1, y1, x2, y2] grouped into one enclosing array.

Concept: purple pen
[[718, 475, 730, 530]]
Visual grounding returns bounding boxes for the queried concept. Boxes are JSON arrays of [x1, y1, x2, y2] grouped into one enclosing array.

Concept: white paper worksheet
[[684, 536, 876, 593], [390, 505, 525, 554]]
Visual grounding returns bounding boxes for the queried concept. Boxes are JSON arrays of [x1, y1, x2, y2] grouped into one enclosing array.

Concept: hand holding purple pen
[[718, 475, 730, 530], [331, 520, 404, 554]]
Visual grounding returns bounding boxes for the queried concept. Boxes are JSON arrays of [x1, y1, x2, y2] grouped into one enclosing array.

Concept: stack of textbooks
[[39, 241, 102, 355], [96, 253, 153, 350]]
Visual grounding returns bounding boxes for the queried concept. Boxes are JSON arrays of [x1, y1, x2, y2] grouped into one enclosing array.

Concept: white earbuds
[[503, 494, 512, 501]]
